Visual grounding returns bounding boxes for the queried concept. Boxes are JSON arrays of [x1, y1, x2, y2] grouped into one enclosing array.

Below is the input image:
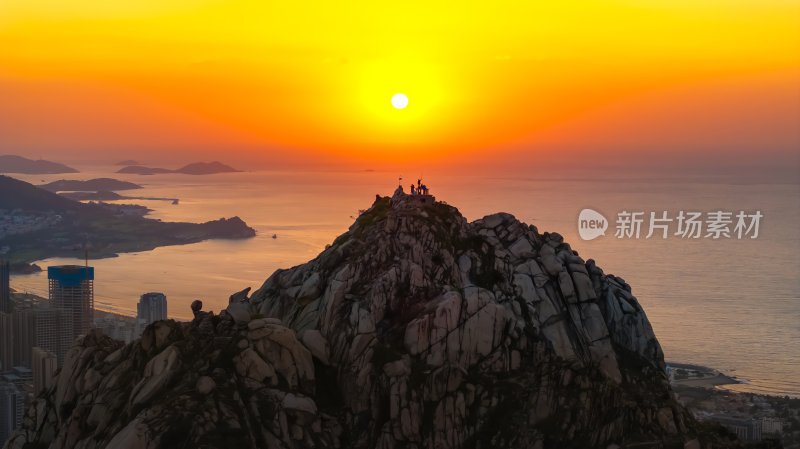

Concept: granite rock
[[6, 194, 739, 449]]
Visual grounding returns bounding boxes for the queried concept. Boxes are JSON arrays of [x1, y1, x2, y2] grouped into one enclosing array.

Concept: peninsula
[[0, 175, 255, 269]]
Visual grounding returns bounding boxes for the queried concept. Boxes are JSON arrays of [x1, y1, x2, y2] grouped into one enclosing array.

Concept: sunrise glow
[[0, 1, 798, 166], [0, 2, 799, 444]]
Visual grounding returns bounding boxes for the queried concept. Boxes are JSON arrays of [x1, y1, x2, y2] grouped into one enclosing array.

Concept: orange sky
[[0, 1, 798, 170]]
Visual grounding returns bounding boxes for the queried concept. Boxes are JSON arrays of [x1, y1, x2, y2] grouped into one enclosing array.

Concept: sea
[[8, 166, 800, 397]]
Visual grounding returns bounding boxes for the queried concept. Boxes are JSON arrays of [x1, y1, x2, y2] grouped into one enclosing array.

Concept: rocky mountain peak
[[6, 193, 741, 449], [251, 192, 663, 380]]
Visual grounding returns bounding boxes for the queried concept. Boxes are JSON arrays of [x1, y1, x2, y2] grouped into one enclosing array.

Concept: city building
[[0, 312, 12, 371], [712, 415, 763, 441], [0, 382, 24, 446], [94, 315, 135, 343], [761, 417, 784, 435], [13, 304, 74, 367], [31, 348, 57, 394], [48, 265, 94, 340], [136, 292, 167, 336], [0, 259, 9, 314], [0, 367, 32, 388]]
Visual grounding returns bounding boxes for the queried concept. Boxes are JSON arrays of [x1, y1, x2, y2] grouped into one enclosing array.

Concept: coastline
[[0, 174, 256, 268], [3, 215, 256, 271], [667, 361, 800, 400], [667, 361, 742, 389]]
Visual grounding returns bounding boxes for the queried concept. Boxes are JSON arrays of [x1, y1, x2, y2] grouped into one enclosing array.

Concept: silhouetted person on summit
[[410, 184, 416, 195]]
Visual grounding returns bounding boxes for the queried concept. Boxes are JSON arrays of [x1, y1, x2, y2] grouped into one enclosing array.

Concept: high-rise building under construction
[[47, 265, 93, 341]]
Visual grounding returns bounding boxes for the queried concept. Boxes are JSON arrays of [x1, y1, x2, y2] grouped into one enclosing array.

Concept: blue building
[[48, 265, 94, 340]]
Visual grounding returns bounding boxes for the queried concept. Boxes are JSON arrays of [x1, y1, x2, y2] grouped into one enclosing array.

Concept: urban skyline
[[0, 263, 170, 447]]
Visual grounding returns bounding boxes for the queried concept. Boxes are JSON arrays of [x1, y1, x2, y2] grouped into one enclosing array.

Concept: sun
[[391, 93, 409, 109]]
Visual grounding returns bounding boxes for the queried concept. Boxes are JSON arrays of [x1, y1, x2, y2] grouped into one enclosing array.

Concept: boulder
[[226, 301, 251, 323], [299, 329, 330, 365], [234, 347, 275, 382], [196, 376, 216, 394], [130, 345, 181, 406]]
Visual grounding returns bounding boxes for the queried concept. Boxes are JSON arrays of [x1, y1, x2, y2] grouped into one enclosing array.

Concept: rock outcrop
[[5, 191, 744, 449]]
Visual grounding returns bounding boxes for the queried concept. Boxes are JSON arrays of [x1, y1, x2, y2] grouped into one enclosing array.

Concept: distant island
[[117, 166, 172, 175], [39, 178, 143, 192], [57, 190, 179, 205], [116, 161, 241, 175], [114, 159, 141, 166], [0, 175, 255, 270], [0, 155, 78, 174], [38, 177, 178, 205]]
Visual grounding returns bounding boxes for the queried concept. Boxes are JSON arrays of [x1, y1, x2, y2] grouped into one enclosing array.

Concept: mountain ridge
[[4, 189, 747, 449], [0, 155, 78, 174], [0, 175, 88, 213], [0, 175, 255, 266]]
